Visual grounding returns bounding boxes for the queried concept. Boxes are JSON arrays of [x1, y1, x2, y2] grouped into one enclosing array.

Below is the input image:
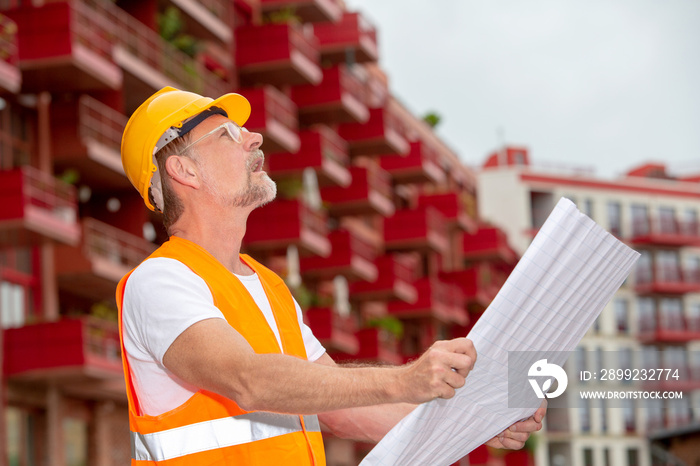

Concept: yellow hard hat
[[121, 86, 251, 211]]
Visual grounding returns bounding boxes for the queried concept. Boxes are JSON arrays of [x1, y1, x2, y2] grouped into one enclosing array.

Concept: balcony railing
[[244, 198, 331, 257], [334, 327, 402, 365], [0, 167, 80, 246], [267, 126, 351, 188], [291, 64, 369, 125], [349, 254, 418, 303], [313, 12, 378, 64], [635, 266, 700, 294], [320, 165, 395, 217], [379, 141, 446, 185], [638, 315, 700, 343], [305, 307, 358, 355], [78, 95, 126, 154], [300, 229, 377, 281], [236, 22, 322, 86], [337, 106, 409, 157], [384, 207, 449, 254], [630, 216, 700, 247], [417, 192, 477, 233], [440, 264, 500, 312], [243, 86, 300, 154], [462, 226, 518, 264], [82, 218, 155, 270], [4, 316, 122, 380], [84, 0, 227, 96], [387, 278, 457, 323], [259, 0, 344, 23]]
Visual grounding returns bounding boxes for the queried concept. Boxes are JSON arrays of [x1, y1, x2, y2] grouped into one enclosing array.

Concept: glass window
[[580, 398, 591, 432], [657, 250, 680, 282], [607, 201, 622, 236], [600, 398, 608, 432], [630, 204, 649, 236], [583, 448, 594, 466], [627, 448, 640, 466], [622, 399, 636, 432], [659, 298, 683, 331], [584, 199, 594, 219], [688, 302, 700, 332], [0, 281, 25, 328], [614, 298, 629, 333], [658, 206, 677, 234], [63, 418, 88, 466], [683, 208, 698, 236], [637, 297, 655, 332], [5, 406, 38, 466]]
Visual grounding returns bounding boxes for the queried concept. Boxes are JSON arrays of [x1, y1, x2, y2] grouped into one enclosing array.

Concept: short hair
[[151, 133, 197, 235]]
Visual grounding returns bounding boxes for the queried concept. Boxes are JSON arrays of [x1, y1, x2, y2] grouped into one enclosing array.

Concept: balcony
[[349, 254, 418, 303], [291, 64, 369, 125], [638, 316, 700, 344], [635, 266, 700, 295], [417, 192, 477, 233], [51, 95, 129, 190], [305, 307, 358, 355], [321, 165, 394, 217], [384, 207, 449, 254], [300, 229, 377, 281], [6, 1, 122, 92], [243, 86, 300, 154], [629, 217, 700, 247], [236, 22, 322, 87], [4, 316, 122, 383], [259, 0, 343, 23], [54, 218, 156, 300], [244, 198, 331, 257], [379, 141, 446, 185], [313, 12, 378, 64], [334, 327, 402, 365], [337, 107, 410, 157], [440, 264, 499, 312], [387, 278, 460, 323], [164, 0, 232, 44], [0, 167, 80, 246], [0, 14, 21, 93], [462, 226, 518, 264], [267, 126, 351, 188]]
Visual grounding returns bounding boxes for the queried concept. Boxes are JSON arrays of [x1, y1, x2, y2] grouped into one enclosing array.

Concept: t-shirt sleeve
[[293, 298, 327, 362], [123, 258, 225, 365]]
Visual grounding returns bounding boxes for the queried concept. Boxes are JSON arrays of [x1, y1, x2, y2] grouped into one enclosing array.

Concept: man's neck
[[169, 209, 254, 276]]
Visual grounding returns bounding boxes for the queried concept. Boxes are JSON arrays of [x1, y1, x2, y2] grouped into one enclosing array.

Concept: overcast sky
[[343, 0, 700, 178]]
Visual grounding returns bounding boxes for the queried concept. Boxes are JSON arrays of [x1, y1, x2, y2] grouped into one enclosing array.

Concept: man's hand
[[485, 400, 547, 450], [397, 338, 477, 404]]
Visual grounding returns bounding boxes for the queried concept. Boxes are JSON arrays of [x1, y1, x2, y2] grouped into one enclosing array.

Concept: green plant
[[276, 178, 304, 200], [422, 111, 442, 129], [265, 7, 301, 25], [90, 301, 118, 323], [157, 6, 199, 58], [367, 316, 404, 339]]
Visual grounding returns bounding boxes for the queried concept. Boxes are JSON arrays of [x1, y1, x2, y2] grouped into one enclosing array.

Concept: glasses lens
[[224, 122, 243, 144]]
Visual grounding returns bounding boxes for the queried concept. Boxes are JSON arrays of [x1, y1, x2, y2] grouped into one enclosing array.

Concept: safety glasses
[[180, 121, 247, 154]]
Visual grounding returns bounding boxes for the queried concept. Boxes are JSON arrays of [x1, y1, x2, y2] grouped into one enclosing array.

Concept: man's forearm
[[319, 402, 416, 443]]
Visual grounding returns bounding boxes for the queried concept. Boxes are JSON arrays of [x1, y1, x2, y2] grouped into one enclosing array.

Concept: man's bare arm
[[162, 318, 476, 414]]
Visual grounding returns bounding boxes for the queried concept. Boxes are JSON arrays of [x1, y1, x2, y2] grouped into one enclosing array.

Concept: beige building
[[478, 147, 700, 466]]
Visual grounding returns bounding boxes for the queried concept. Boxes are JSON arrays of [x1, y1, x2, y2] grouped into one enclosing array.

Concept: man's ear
[[165, 155, 200, 189]]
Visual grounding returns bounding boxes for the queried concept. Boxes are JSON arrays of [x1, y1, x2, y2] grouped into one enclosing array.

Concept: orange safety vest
[[116, 236, 326, 465]]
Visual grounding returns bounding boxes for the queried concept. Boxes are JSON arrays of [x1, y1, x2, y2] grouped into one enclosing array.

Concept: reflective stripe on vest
[[131, 412, 321, 462]]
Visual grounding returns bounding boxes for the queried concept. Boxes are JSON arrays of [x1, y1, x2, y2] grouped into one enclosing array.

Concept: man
[[118, 87, 545, 465]]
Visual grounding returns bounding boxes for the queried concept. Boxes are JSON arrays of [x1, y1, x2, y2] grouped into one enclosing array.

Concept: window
[[658, 206, 677, 234], [659, 298, 683, 331], [657, 250, 680, 282], [5, 406, 41, 466], [599, 399, 608, 432], [637, 297, 655, 333], [683, 208, 698, 236], [0, 99, 33, 169], [583, 448, 594, 466], [583, 199, 594, 219], [63, 418, 88, 466], [607, 201, 622, 236], [630, 204, 648, 236], [626, 448, 639, 466], [636, 251, 652, 284], [688, 302, 700, 332], [0, 281, 26, 328], [614, 298, 629, 333], [579, 398, 591, 432], [622, 399, 636, 432]]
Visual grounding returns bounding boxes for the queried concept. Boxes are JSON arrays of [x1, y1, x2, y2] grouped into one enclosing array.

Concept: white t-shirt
[[122, 257, 326, 416]]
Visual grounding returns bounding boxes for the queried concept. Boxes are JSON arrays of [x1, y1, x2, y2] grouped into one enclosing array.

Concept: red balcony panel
[[387, 278, 456, 323], [305, 307, 358, 355], [334, 327, 402, 365], [440, 265, 499, 312], [236, 22, 322, 86], [417, 192, 477, 233], [384, 207, 449, 254], [0, 167, 80, 246], [379, 141, 446, 185], [638, 316, 700, 344], [463, 226, 518, 264], [291, 65, 369, 125], [6, 2, 122, 92], [244, 198, 331, 257], [350, 254, 418, 303], [635, 266, 700, 295], [629, 217, 700, 247], [4, 317, 122, 381], [243, 86, 300, 154], [300, 229, 377, 281], [337, 107, 410, 157], [51, 95, 130, 190], [259, 0, 343, 23], [0, 14, 21, 93], [446, 285, 469, 326], [55, 218, 156, 300], [321, 165, 395, 217], [313, 12, 378, 64], [267, 126, 351, 188]]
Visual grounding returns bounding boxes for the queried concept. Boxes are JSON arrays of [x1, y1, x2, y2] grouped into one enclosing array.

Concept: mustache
[[246, 149, 265, 170]]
